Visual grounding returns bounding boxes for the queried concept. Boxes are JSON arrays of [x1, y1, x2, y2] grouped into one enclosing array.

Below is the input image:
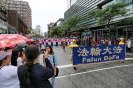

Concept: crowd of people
[[0, 36, 133, 88], [29, 37, 133, 54], [81, 37, 133, 54], [0, 42, 58, 88]]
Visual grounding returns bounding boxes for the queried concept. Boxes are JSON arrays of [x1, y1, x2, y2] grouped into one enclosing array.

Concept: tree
[[26, 29, 31, 34], [44, 32, 48, 38], [88, 2, 129, 29], [50, 26, 63, 37], [61, 15, 82, 32]]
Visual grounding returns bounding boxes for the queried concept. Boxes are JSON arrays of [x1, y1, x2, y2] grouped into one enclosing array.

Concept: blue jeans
[[51, 76, 55, 88]]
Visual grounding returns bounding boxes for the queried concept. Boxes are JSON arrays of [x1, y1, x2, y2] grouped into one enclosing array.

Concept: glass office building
[[64, 0, 133, 39]]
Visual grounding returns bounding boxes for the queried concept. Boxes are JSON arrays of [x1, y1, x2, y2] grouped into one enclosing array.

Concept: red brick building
[[4, 0, 32, 29], [8, 10, 28, 33]]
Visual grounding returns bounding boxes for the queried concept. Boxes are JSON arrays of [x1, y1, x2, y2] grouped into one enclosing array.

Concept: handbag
[[53, 54, 59, 77]]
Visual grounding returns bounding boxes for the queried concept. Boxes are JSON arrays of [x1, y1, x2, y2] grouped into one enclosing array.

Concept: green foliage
[[44, 32, 48, 38], [88, 2, 129, 28], [50, 26, 63, 37], [26, 30, 31, 34], [61, 15, 82, 32], [35, 34, 40, 37], [116, 17, 133, 26]]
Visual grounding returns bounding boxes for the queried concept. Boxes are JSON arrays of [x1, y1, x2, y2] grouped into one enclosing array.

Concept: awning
[[82, 31, 91, 36]]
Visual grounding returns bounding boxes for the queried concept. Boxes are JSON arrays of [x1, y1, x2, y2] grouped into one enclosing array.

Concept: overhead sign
[[73, 45, 125, 65]]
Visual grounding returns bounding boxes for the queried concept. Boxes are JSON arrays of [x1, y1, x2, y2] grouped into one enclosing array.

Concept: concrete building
[[4, 0, 32, 29], [64, 0, 133, 39], [67, 0, 77, 9], [47, 22, 54, 35], [52, 18, 64, 26], [8, 10, 28, 33], [8, 24, 17, 34], [0, 0, 8, 34], [35, 25, 42, 35]]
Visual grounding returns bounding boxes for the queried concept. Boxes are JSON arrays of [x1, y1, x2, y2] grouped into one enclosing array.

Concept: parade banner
[[73, 45, 125, 65]]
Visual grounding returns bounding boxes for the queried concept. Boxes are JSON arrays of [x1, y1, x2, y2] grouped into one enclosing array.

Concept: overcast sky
[[26, 0, 67, 33]]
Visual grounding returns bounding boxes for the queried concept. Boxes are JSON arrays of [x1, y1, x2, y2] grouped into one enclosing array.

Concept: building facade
[[64, 0, 133, 39], [67, 0, 77, 9], [4, 0, 32, 29], [35, 25, 42, 35], [8, 24, 17, 34], [52, 18, 64, 26], [8, 10, 28, 33], [47, 18, 64, 35], [47, 22, 54, 35], [0, 0, 8, 34]]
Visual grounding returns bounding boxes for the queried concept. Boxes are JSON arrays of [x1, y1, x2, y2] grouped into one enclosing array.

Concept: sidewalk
[[126, 53, 133, 58]]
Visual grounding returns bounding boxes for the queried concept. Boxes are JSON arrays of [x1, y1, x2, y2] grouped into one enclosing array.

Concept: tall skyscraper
[[67, 0, 77, 9], [4, 0, 32, 29]]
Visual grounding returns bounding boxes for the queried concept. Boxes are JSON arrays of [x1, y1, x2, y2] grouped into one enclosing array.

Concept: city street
[[39, 45, 133, 88]]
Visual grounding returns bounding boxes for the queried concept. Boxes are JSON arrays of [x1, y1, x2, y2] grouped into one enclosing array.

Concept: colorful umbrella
[[17, 34, 29, 42], [0, 34, 29, 48]]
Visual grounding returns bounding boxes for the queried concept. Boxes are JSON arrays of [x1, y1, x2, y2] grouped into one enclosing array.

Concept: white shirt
[[0, 66, 19, 88], [17, 57, 23, 66], [128, 41, 131, 48]]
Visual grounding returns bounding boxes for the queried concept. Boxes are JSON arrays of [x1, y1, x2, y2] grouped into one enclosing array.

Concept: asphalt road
[[39, 45, 133, 88]]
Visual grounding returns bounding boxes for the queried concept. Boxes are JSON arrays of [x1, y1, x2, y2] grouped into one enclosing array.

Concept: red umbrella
[[0, 34, 29, 48], [17, 34, 29, 42]]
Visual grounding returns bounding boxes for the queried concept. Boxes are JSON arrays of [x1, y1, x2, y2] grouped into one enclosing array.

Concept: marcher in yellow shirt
[[119, 38, 124, 45], [119, 38, 125, 63], [68, 39, 78, 70]]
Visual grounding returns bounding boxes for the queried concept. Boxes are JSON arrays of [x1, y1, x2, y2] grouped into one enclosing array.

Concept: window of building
[[8, 3, 13, 6], [14, 1, 21, 4], [16, 7, 20, 10], [23, 2, 27, 5], [9, 8, 13, 10], [22, 6, 27, 9], [124, 0, 132, 4], [116, 0, 132, 4], [15, 5, 20, 7], [3, 0, 6, 2]]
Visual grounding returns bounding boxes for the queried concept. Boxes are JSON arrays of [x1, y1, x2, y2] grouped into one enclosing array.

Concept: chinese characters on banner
[[73, 45, 125, 65]]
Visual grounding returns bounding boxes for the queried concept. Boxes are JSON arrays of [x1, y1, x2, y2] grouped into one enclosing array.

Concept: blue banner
[[73, 45, 125, 65]]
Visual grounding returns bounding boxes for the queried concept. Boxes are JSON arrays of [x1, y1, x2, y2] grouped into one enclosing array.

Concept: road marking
[[58, 58, 133, 69], [125, 58, 133, 60], [57, 64, 133, 79], [58, 64, 73, 68]]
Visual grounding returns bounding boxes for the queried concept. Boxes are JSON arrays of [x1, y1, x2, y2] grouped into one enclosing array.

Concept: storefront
[[0, 19, 8, 34], [0, 28, 7, 34], [68, 30, 81, 38], [81, 31, 91, 37], [117, 25, 133, 38], [8, 24, 17, 34], [91, 25, 133, 41]]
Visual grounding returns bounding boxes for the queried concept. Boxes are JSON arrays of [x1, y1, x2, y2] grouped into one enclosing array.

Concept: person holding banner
[[45, 39, 48, 46], [68, 39, 78, 70], [119, 38, 125, 45], [39, 40, 42, 49], [51, 38, 54, 47], [119, 38, 125, 63], [56, 38, 59, 47]]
